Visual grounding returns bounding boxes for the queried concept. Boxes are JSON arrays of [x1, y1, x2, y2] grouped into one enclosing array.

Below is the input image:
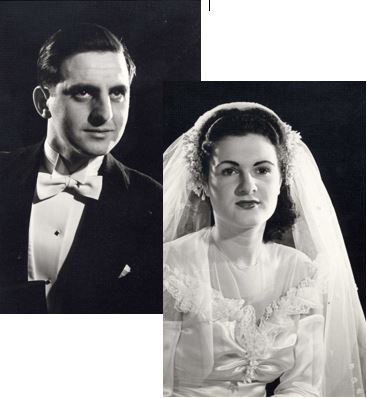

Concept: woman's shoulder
[[164, 228, 210, 254], [163, 228, 213, 281], [265, 242, 316, 284], [267, 242, 311, 262], [163, 228, 214, 318]]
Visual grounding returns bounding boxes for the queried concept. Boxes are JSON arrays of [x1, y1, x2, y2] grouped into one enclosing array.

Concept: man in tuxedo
[[0, 23, 162, 313]]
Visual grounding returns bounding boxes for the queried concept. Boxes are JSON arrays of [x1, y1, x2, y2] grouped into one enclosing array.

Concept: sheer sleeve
[[273, 256, 325, 397], [163, 320, 181, 396], [273, 314, 324, 396], [163, 286, 182, 396]]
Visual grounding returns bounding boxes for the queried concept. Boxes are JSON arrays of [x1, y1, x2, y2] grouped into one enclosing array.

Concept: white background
[[1, 1, 366, 397], [202, 0, 367, 80]]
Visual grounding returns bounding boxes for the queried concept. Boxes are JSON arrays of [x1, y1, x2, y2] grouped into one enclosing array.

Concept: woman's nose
[[89, 95, 113, 126], [235, 173, 257, 196]]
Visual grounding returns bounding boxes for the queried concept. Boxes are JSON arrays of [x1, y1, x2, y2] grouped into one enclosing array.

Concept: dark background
[[163, 81, 366, 307], [0, 0, 201, 182]]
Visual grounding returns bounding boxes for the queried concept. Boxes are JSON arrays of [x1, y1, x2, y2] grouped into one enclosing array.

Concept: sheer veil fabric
[[291, 141, 365, 396], [163, 102, 365, 397]]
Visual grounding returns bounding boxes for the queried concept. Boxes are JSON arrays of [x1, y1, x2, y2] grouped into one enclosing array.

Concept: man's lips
[[235, 200, 260, 209]]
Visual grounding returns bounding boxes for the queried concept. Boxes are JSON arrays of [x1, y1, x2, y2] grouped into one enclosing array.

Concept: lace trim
[[163, 263, 204, 315], [260, 276, 317, 324], [163, 263, 245, 322], [164, 263, 318, 323], [164, 262, 320, 385]]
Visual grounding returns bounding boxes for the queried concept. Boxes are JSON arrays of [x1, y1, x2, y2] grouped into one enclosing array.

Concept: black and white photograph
[[163, 81, 365, 397], [0, 1, 200, 314], [0, 1, 366, 397]]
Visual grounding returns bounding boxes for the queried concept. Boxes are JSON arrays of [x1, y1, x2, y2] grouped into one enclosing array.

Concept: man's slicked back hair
[[37, 23, 136, 87]]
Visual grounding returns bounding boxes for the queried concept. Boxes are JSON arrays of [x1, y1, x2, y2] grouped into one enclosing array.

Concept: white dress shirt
[[27, 141, 104, 296]]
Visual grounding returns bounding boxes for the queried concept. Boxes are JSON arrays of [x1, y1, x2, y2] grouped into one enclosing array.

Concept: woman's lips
[[235, 200, 260, 209]]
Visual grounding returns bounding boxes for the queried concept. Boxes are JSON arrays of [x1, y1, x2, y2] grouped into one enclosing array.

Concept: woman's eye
[[256, 167, 271, 175], [221, 168, 238, 176]]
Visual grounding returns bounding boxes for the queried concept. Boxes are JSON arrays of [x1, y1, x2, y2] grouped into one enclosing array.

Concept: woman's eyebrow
[[216, 160, 239, 168], [254, 160, 275, 166], [216, 160, 275, 168]]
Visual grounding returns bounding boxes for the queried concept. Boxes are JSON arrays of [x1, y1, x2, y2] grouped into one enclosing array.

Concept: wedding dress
[[164, 227, 324, 397], [163, 102, 365, 397]]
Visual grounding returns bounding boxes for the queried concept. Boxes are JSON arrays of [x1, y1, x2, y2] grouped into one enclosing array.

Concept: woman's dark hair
[[198, 110, 297, 242], [37, 23, 136, 87]]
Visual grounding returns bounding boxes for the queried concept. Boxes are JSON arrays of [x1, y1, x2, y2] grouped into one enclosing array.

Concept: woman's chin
[[233, 213, 270, 230]]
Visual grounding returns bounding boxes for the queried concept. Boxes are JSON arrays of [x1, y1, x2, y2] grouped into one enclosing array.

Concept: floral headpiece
[[279, 123, 302, 185], [183, 102, 302, 198], [183, 128, 205, 197]]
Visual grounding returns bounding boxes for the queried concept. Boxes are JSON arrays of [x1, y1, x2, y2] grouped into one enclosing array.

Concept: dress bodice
[[163, 228, 324, 397]]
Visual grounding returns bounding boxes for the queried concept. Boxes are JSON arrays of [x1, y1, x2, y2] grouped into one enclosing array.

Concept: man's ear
[[33, 86, 51, 119]]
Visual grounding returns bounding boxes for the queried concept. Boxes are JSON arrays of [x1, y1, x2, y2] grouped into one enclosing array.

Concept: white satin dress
[[163, 228, 324, 397]]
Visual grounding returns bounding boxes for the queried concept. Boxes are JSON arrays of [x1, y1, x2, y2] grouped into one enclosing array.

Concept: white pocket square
[[118, 264, 131, 278]]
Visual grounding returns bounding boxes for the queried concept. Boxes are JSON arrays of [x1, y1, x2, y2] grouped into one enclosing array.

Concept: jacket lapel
[[68, 153, 136, 271], [66, 152, 134, 264], [48, 153, 139, 312]]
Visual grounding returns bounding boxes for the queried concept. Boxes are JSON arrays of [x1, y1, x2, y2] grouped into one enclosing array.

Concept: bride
[[163, 102, 365, 397]]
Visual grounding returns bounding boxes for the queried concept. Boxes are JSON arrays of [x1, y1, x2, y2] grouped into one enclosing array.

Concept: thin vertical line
[[209, 0, 210, 11]]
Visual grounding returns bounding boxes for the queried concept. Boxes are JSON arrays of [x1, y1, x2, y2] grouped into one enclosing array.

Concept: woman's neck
[[211, 223, 266, 268]]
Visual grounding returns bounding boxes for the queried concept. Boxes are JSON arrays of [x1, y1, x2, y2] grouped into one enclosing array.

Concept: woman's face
[[206, 133, 282, 234]]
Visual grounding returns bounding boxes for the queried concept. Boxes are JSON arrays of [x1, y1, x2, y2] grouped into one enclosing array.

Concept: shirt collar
[[43, 140, 104, 182]]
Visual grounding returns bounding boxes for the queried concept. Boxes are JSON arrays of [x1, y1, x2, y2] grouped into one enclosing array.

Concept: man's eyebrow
[[109, 84, 128, 93], [63, 84, 99, 95], [62, 84, 128, 95]]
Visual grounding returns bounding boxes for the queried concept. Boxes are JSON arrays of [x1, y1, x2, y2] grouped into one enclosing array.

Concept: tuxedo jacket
[[0, 142, 162, 314]]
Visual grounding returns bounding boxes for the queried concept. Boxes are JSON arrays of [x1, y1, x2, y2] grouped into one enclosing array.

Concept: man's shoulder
[[107, 154, 162, 193], [0, 146, 25, 160], [124, 166, 162, 191], [0, 142, 42, 158], [0, 144, 41, 175]]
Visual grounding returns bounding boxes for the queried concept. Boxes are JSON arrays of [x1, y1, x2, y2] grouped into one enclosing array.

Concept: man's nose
[[88, 95, 113, 126], [235, 172, 257, 196]]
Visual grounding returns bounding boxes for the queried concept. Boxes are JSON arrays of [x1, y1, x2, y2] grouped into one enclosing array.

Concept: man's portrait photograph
[[0, 1, 200, 314]]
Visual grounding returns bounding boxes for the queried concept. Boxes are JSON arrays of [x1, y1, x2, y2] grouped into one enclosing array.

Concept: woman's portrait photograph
[[163, 81, 365, 397]]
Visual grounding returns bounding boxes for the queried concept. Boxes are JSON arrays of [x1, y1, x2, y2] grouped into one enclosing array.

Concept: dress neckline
[[208, 227, 270, 271]]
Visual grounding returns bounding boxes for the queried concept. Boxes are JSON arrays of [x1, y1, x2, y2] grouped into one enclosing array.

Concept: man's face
[[46, 51, 130, 162]]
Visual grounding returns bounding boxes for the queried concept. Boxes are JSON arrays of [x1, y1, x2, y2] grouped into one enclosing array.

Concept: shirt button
[[54, 230, 61, 236]]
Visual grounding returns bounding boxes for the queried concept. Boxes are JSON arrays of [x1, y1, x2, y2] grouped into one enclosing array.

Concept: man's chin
[[79, 142, 116, 158]]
